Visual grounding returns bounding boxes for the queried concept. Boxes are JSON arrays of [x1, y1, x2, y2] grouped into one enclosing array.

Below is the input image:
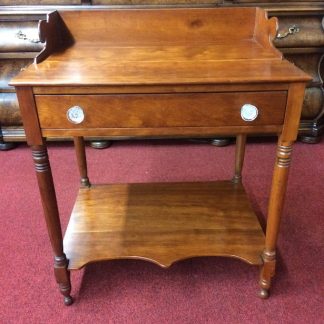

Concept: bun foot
[[64, 296, 73, 306], [0, 142, 16, 151], [90, 140, 112, 149], [258, 288, 269, 299]]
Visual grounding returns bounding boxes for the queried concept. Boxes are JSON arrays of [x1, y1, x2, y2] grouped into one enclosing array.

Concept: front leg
[[32, 145, 73, 306], [259, 141, 293, 298]]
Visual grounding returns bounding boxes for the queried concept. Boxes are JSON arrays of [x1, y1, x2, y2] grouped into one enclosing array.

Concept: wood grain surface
[[11, 7, 311, 302], [35, 91, 287, 129], [11, 52, 310, 86], [40, 125, 283, 138], [64, 182, 265, 269], [10, 8, 311, 86]]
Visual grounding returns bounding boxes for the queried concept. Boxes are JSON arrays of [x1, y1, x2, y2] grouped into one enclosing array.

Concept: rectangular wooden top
[[10, 8, 311, 87]]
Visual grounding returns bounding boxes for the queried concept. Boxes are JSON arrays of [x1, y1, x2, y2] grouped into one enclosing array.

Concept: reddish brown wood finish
[[31, 145, 72, 306], [41, 125, 284, 139], [35, 92, 287, 130], [10, 8, 310, 87], [15, 87, 42, 146], [36, 11, 66, 64], [259, 82, 307, 298], [233, 134, 247, 184], [11, 56, 309, 86], [31, 83, 291, 94], [64, 182, 265, 269], [73, 136, 90, 187], [11, 8, 311, 304]]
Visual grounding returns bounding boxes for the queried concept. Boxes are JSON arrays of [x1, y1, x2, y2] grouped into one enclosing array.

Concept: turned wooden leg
[[232, 134, 246, 184], [259, 250, 276, 299], [54, 255, 73, 306], [259, 140, 293, 299], [32, 145, 73, 306], [74, 136, 90, 187]]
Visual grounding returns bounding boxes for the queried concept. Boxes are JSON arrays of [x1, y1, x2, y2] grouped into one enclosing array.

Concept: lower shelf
[[64, 181, 265, 269]]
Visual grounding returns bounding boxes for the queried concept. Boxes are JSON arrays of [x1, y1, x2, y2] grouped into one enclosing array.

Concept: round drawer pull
[[67, 106, 85, 124], [240, 104, 258, 122]]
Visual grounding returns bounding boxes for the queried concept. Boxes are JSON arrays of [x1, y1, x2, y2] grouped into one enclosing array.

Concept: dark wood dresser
[[1, 1, 323, 150]]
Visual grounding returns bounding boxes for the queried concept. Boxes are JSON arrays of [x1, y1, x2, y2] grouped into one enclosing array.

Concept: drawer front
[[1, 59, 33, 90], [0, 93, 21, 125], [35, 92, 287, 129], [273, 16, 324, 48], [0, 21, 43, 53]]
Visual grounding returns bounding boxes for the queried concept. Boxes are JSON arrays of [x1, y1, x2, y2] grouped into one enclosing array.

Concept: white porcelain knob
[[67, 106, 85, 124], [240, 104, 258, 122]]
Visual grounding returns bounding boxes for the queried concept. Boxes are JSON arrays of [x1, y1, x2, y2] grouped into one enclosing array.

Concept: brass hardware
[[240, 104, 258, 122], [67, 106, 85, 124], [276, 25, 300, 39], [16, 30, 41, 43]]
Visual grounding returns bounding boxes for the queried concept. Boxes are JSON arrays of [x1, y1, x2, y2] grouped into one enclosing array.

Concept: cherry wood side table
[[11, 7, 311, 305]]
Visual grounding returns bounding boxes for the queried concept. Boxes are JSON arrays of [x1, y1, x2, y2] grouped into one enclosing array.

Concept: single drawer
[[35, 91, 287, 129]]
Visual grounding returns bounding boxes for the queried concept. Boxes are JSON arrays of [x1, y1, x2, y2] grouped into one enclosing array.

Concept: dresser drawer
[[273, 16, 324, 48], [0, 21, 43, 53], [35, 91, 287, 129]]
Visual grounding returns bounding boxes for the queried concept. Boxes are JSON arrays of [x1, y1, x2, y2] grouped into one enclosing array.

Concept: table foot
[[258, 288, 269, 299], [299, 134, 322, 144], [210, 138, 231, 147], [90, 140, 112, 149], [259, 250, 276, 299], [0, 142, 17, 151], [54, 255, 72, 306], [64, 296, 73, 306]]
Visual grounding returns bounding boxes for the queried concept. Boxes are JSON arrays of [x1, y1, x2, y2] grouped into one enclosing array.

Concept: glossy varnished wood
[[64, 182, 265, 269], [12, 56, 310, 86], [2, 4, 322, 146], [31, 144, 72, 305], [233, 134, 247, 184], [15, 86, 42, 146], [258, 82, 307, 298], [41, 125, 284, 139], [11, 7, 311, 303], [32, 83, 291, 94], [73, 136, 90, 187], [35, 91, 287, 130], [58, 8, 259, 46], [10, 8, 310, 87]]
